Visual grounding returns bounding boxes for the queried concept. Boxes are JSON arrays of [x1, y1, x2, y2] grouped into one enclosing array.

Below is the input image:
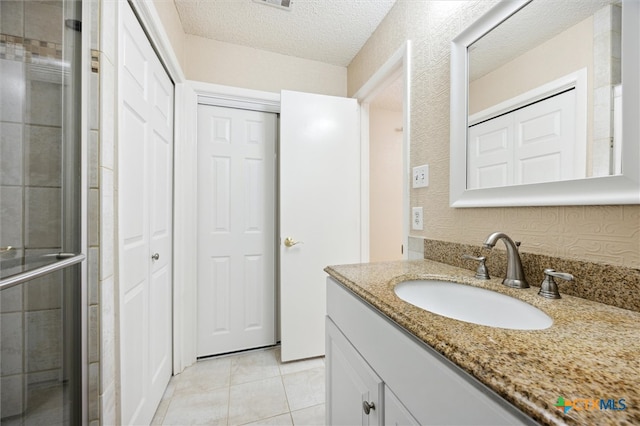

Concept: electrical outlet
[[412, 207, 423, 230], [412, 165, 429, 188]]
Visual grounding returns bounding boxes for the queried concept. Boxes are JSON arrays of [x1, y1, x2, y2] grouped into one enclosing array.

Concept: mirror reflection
[[467, 0, 622, 190]]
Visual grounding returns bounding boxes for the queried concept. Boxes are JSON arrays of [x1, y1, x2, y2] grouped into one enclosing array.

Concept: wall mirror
[[450, 0, 640, 207]]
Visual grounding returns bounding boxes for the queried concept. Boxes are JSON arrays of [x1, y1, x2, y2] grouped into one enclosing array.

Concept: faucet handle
[[538, 268, 574, 299], [462, 254, 490, 280]]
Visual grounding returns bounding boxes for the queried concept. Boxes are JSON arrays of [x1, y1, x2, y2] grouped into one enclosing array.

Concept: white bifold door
[[118, 3, 174, 425], [196, 105, 277, 357], [467, 89, 579, 189]]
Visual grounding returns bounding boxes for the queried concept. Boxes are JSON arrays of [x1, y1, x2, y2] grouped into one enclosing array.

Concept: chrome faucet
[[483, 232, 529, 289], [538, 269, 574, 299]]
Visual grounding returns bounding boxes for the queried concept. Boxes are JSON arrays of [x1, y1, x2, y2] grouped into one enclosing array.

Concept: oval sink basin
[[394, 280, 552, 330]]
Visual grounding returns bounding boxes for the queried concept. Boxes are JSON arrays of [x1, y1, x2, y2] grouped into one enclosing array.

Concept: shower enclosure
[[1, 0, 85, 424]]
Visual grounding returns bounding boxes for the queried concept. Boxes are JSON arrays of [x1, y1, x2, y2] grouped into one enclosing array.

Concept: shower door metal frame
[[0, 254, 85, 290], [0, 0, 91, 422], [78, 0, 91, 422]]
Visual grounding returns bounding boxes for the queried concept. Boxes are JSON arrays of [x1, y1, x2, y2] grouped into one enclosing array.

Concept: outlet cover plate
[[412, 207, 423, 230]]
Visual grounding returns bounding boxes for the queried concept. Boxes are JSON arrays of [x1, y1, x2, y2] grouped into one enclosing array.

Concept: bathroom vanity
[[326, 277, 535, 425], [325, 260, 640, 425]]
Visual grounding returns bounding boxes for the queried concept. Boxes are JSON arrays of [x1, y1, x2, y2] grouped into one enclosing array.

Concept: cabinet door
[[326, 318, 383, 426], [385, 386, 419, 426]]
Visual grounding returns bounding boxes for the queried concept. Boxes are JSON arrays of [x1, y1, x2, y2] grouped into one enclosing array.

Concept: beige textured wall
[[152, 0, 186, 69], [184, 35, 347, 96], [348, 0, 640, 268], [370, 107, 404, 262], [151, 1, 346, 96]]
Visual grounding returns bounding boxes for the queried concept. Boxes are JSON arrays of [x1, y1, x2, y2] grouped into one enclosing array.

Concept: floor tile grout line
[[279, 373, 293, 414], [156, 347, 325, 425], [226, 358, 232, 426], [278, 349, 295, 424], [158, 389, 173, 425], [277, 349, 296, 426]]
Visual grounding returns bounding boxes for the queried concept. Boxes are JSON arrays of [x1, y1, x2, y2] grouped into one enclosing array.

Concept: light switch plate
[[412, 207, 423, 230], [412, 165, 429, 188]]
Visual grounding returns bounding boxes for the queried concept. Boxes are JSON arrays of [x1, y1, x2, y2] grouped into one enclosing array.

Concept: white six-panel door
[[468, 89, 577, 189], [118, 3, 173, 424], [196, 104, 277, 357]]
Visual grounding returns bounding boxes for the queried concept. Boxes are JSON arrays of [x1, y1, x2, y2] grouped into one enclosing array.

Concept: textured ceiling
[[173, 0, 397, 67], [469, 0, 619, 81]]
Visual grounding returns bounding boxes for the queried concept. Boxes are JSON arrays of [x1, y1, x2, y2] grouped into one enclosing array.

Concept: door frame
[[353, 41, 412, 261], [182, 82, 282, 371]]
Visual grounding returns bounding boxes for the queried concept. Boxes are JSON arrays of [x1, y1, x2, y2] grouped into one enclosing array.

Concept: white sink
[[394, 280, 553, 330]]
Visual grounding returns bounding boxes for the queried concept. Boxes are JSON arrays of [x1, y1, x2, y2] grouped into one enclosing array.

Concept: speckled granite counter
[[324, 259, 640, 426]]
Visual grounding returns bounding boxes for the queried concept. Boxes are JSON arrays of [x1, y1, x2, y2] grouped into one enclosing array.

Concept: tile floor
[[151, 346, 325, 425]]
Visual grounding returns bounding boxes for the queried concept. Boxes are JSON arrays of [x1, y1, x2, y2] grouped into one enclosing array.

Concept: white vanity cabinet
[[326, 318, 383, 425], [325, 277, 536, 426], [384, 386, 419, 426]]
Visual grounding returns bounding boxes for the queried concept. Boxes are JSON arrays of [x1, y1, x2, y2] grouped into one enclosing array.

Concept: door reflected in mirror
[[466, 0, 621, 190]]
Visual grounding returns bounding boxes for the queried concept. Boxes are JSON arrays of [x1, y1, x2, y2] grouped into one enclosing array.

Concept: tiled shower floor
[[151, 346, 325, 425]]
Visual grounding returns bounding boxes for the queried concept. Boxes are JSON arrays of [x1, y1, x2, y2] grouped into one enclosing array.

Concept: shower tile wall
[[0, 0, 66, 421], [0, 4, 64, 264], [88, 0, 119, 424], [87, 36, 101, 426]]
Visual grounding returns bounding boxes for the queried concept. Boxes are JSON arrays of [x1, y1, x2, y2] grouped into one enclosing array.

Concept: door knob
[[151, 253, 160, 261], [284, 237, 303, 248], [362, 400, 375, 415]]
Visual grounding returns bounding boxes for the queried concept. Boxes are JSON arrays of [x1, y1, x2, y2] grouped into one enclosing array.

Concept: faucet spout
[[483, 232, 529, 288]]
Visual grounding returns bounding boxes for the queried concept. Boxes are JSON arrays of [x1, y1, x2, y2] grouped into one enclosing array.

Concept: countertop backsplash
[[422, 238, 640, 313]]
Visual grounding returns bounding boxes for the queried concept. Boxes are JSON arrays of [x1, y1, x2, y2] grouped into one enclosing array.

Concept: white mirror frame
[[450, 0, 640, 207]]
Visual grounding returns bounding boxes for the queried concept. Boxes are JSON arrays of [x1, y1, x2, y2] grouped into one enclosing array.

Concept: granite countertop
[[324, 259, 640, 426]]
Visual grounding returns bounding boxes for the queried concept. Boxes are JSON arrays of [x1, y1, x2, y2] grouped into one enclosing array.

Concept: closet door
[[196, 104, 276, 357], [467, 89, 578, 189], [118, 3, 174, 424]]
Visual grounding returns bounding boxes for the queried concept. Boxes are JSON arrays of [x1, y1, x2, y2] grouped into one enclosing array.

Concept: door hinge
[[91, 49, 99, 73]]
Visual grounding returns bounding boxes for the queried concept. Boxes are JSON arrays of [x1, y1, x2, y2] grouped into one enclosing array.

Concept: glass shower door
[[1, 0, 84, 424]]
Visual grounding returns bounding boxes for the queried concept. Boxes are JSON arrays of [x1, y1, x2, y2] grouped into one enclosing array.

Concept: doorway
[[354, 41, 412, 262], [368, 77, 404, 261], [192, 89, 361, 363]]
